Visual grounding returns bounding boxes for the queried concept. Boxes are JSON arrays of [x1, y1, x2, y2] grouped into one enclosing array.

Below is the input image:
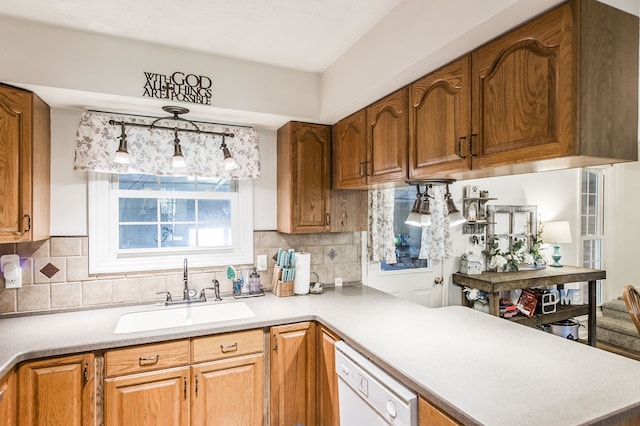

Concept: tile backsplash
[[0, 231, 362, 315]]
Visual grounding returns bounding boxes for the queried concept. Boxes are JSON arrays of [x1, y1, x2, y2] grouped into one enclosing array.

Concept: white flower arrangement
[[483, 236, 534, 272]]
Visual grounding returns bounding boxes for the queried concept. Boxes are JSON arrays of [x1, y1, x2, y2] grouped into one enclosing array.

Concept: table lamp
[[543, 221, 572, 267]]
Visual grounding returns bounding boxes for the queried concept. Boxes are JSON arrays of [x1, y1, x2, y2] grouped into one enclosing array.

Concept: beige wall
[[0, 232, 361, 315]]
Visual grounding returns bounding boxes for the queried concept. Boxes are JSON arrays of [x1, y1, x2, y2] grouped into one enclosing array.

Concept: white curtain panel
[[73, 111, 261, 179], [419, 185, 452, 260], [367, 188, 397, 264]]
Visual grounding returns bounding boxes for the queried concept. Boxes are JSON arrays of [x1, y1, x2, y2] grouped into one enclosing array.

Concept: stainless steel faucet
[[183, 258, 189, 301], [156, 259, 222, 306]]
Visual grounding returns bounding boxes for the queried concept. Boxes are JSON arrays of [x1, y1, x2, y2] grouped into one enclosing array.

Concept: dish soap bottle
[[249, 267, 261, 294]]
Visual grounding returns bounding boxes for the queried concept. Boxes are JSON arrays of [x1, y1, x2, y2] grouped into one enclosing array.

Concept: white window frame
[[580, 168, 605, 304], [88, 172, 253, 274]]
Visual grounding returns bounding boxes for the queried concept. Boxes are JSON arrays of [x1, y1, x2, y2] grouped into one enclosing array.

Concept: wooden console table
[[453, 266, 606, 346]]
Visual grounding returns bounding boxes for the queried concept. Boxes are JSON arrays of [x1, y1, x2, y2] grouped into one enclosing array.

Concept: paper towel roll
[[293, 252, 311, 295]]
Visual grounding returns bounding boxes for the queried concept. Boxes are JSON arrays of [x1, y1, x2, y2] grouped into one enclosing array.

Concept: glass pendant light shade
[[448, 210, 467, 227], [445, 185, 466, 227], [113, 148, 130, 164], [222, 146, 239, 171], [405, 187, 423, 227], [171, 153, 186, 169]]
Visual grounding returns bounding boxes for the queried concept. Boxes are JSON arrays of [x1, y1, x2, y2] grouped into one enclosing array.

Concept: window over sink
[[88, 172, 253, 273]]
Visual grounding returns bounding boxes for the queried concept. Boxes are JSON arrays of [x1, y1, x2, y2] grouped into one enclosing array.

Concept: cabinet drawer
[[192, 329, 264, 363], [105, 339, 190, 377]]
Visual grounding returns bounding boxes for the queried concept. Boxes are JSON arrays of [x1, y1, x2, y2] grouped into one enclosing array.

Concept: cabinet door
[[0, 87, 30, 239], [270, 322, 316, 426], [471, 3, 574, 169], [0, 84, 50, 243], [333, 109, 367, 189], [409, 56, 471, 178], [418, 397, 459, 426], [366, 88, 409, 185], [317, 326, 340, 426], [277, 122, 331, 233], [191, 353, 264, 426], [0, 369, 16, 426], [18, 353, 95, 426], [104, 366, 189, 426]]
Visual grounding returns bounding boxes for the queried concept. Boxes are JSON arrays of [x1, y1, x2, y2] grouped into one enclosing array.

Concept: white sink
[[113, 302, 255, 334]]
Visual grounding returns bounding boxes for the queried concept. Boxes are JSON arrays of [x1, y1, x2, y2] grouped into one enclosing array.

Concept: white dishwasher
[[335, 341, 418, 426]]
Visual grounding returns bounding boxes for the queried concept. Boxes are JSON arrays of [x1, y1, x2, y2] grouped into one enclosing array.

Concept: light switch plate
[[256, 255, 267, 271]]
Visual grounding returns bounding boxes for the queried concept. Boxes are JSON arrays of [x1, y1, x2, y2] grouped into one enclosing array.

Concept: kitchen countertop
[[2, 285, 639, 425]]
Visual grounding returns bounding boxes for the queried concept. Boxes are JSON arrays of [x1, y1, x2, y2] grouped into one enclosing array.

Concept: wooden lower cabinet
[[104, 366, 189, 426], [104, 331, 265, 426], [270, 322, 316, 426], [317, 325, 340, 426], [0, 369, 16, 426], [418, 397, 460, 426], [191, 353, 264, 426], [18, 353, 95, 426]]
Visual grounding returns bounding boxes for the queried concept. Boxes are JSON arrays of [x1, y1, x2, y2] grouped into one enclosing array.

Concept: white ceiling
[[0, 0, 403, 73]]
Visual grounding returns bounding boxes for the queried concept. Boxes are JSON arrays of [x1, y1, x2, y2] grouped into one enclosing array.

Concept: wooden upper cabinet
[[18, 353, 95, 426], [409, 56, 471, 179], [333, 109, 367, 189], [0, 84, 50, 243], [366, 88, 409, 185], [471, 2, 573, 169], [277, 121, 331, 233], [467, 0, 637, 176]]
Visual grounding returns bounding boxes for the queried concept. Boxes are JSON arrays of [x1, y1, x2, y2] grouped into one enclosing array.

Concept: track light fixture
[[405, 179, 460, 228], [109, 106, 236, 170]]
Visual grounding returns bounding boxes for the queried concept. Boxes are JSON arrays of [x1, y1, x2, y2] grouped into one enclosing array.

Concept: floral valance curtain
[[73, 111, 261, 179], [368, 188, 397, 264], [419, 185, 452, 260]]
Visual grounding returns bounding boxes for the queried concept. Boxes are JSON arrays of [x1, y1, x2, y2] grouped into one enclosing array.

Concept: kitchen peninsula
[[1, 286, 639, 425]]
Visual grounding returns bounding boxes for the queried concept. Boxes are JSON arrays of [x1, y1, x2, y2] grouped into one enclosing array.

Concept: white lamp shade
[[543, 221, 572, 244], [405, 211, 422, 227]]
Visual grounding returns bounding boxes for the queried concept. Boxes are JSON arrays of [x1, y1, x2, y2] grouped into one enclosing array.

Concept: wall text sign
[[143, 71, 212, 105]]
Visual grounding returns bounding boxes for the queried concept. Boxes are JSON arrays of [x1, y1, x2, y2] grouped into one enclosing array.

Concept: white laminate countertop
[[1, 285, 639, 425]]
